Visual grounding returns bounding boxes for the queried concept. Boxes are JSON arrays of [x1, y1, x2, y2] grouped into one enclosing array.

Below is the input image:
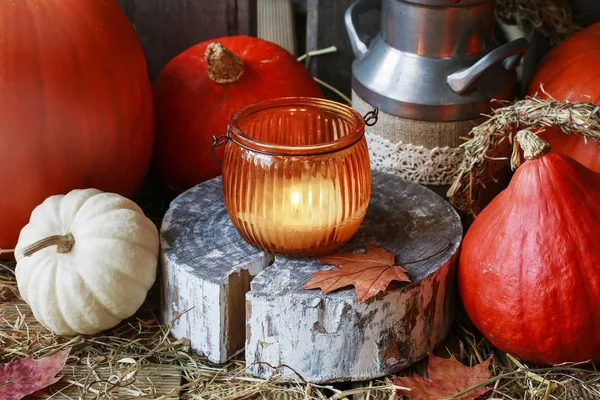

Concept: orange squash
[[526, 22, 600, 172], [0, 0, 154, 251], [460, 132, 600, 364], [153, 36, 324, 195]]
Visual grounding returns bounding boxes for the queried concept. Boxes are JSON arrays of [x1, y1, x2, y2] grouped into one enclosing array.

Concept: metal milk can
[[346, 0, 528, 188]]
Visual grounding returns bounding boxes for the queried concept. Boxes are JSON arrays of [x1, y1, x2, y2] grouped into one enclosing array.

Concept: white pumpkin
[[15, 189, 159, 336]]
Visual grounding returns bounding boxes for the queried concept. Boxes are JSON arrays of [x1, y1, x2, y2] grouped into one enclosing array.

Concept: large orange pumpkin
[[153, 36, 324, 195], [459, 132, 600, 364], [0, 0, 154, 251], [526, 22, 600, 172]]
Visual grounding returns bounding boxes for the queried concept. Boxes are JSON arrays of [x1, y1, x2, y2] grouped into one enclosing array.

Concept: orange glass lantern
[[220, 97, 371, 256]]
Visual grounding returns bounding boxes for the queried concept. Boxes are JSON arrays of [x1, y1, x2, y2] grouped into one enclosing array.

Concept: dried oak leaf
[[0, 349, 70, 400], [394, 355, 492, 400], [303, 244, 411, 302]]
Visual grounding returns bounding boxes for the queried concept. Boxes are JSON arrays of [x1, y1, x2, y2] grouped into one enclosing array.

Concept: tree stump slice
[[246, 172, 462, 383], [160, 177, 272, 364], [161, 170, 462, 378]]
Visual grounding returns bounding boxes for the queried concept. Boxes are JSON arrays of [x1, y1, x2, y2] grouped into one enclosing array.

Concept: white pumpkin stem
[[510, 130, 552, 170], [205, 42, 245, 84], [21, 233, 75, 257]]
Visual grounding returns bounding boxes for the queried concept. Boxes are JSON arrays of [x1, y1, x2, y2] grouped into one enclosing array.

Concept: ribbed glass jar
[[222, 97, 371, 256]]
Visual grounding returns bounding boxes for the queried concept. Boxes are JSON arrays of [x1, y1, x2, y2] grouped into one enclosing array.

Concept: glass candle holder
[[222, 97, 371, 256]]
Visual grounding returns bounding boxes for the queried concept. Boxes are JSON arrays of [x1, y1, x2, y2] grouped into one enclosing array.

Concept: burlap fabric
[[352, 90, 487, 187]]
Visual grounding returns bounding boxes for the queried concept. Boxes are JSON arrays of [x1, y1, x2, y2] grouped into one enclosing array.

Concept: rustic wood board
[[30, 364, 181, 399], [0, 301, 182, 400], [246, 171, 462, 383], [116, 0, 257, 80], [258, 0, 296, 54], [306, 0, 379, 97]]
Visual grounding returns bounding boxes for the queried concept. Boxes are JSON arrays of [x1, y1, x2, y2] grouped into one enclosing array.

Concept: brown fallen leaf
[[393, 354, 492, 400], [302, 244, 411, 302], [0, 349, 71, 400]]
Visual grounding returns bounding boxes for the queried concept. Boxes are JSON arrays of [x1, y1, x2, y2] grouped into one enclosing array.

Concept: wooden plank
[[0, 301, 39, 327], [257, 0, 296, 54], [1, 300, 182, 400], [306, 0, 379, 97], [31, 364, 181, 400], [117, 0, 257, 80]]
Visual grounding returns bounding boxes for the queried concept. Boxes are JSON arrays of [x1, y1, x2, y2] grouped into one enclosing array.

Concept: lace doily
[[366, 133, 464, 186]]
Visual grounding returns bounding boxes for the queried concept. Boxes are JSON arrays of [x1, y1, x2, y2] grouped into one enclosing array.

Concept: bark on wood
[[245, 171, 463, 383], [161, 171, 462, 379], [160, 177, 268, 364]]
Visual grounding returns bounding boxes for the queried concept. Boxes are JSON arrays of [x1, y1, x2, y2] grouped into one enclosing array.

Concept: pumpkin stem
[[510, 130, 552, 170], [205, 42, 245, 84], [21, 233, 75, 257]]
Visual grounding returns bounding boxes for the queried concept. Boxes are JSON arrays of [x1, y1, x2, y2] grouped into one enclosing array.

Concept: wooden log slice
[[245, 171, 462, 383], [160, 177, 272, 364]]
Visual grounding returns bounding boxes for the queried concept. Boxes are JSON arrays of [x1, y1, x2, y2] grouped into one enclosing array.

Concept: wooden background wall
[[305, 0, 371, 98], [112, 1, 566, 100], [116, 0, 257, 81], [114, 0, 364, 97]]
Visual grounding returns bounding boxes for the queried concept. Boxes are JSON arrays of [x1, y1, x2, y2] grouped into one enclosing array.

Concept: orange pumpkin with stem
[[459, 131, 600, 364], [153, 36, 324, 195]]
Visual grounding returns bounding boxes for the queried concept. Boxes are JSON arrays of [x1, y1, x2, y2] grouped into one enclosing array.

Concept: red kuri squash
[[152, 36, 324, 195], [459, 131, 600, 364], [0, 0, 154, 251], [526, 22, 600, 172]]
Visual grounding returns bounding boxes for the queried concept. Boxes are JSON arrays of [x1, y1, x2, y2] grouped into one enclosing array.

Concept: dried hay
[[495, 0, 580, 43], [2, 261, 600, 399], [447, 93, 600, 215]]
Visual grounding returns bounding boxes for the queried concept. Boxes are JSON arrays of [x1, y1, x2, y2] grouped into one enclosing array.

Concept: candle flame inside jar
[[290, 191, 302, 208], [261, 178, 342, 228], [235, 177, 364, 254]]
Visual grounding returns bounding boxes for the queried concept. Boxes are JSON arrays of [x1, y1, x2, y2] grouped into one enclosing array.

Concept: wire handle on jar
[[364, 108, 378, 126], [210, 135, 229, 164], [210, 107, 378, 163]]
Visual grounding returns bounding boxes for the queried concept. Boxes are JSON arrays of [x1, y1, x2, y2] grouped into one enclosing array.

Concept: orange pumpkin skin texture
[[459, 151, 600, 364], [0, 0, 154, 251], [534, 129, 600, 173], [152, 36, 324, 195], [526, 22, 600, 173]]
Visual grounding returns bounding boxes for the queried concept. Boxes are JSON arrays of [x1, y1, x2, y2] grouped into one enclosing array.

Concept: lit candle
[[234, 178, 354, 254], [272, 179, 341, 228]]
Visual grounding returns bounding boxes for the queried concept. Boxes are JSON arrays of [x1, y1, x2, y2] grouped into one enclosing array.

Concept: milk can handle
[[345, 0, 381, 59], [447, 38, 529, 95]]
